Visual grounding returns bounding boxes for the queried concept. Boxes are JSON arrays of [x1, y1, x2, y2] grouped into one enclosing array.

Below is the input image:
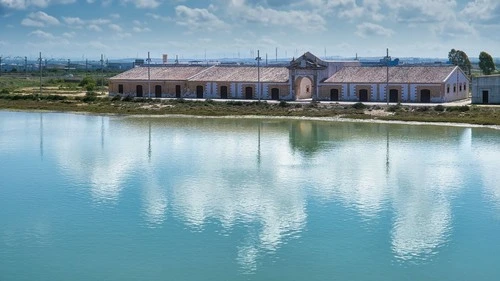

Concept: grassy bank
[[1, 93, 500, 126]]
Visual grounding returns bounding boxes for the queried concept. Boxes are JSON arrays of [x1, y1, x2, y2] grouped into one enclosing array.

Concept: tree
[[79, 76, 96, 93], [479, 51, 495, 75], [448, 49, 472, 75]]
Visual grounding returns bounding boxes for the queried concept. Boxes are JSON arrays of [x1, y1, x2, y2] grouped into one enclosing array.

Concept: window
[[453, 85, 456, 92], [118, 84, 123, 94], [459, 85, 462, 91], [447, 86, 450, 93]]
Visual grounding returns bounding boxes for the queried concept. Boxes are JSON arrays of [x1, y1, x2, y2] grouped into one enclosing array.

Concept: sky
[[0, 0, 499, 61]]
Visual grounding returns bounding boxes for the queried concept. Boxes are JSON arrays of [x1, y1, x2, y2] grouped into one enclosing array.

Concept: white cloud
[[385, 0, 456, 23], [146, 12, 172, 22], [175, 5, 229, 32], [432, 19, 477, 39], [21, 11, 59, 27], [87, 40, 110, 50], [355, 22, 394, 38], [88, 18, 110, 25], [1, 0, 75, 9], [110, 13, 120, 19], [63, 16, 84, 25], [21, 18, 44, 27], [62, 31, 75, 38], [461, 0, 500, 22], [121, 0, 161, 8], [114, 32, 132, 39], [132, 19, 151, 32], [226, 0, 326, 31], [29, 29, 55, 39], [108, 23, 122, 32], [133, 26, 151, 32], [88, 24, 102, 32]]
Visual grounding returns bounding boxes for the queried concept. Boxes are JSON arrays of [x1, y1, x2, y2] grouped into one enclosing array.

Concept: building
[[320, 65, 469, 103], [472, 75, 500, 104], [109, 52, 469, 103]]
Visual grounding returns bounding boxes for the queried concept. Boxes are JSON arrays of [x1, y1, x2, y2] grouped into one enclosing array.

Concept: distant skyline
[[0, 0, 499, 60]]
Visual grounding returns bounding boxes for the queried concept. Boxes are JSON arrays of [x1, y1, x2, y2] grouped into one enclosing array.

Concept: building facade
[[109, 52, 469, 103], [472, 75, 500, 104]]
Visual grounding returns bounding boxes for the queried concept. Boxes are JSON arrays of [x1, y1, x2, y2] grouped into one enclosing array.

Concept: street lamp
[[147, 51, 151, 99], [255, 50, 262, 101], [386, 48, 389, 105]]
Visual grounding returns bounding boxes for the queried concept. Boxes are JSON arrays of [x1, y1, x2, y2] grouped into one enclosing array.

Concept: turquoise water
[[1, 111, 499, 281]]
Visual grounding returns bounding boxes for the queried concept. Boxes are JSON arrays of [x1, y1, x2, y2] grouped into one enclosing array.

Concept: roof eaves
[[443, 66, 459, 83]]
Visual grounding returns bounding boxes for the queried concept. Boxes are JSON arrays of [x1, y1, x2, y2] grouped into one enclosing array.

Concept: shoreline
[[2, 107, 500, 131]]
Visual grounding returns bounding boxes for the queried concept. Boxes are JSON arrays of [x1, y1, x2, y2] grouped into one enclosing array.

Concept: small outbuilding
[[472, 75, 500, 104]]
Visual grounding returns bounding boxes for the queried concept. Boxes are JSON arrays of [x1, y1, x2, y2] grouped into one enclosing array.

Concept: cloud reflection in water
[[49, 117, 486, 269]]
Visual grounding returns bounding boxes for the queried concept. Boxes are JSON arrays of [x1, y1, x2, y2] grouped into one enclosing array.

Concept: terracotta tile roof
[[189, 66, 289, 83], [324, 66, 458, 84], [109, 66, 209, 81], [110, 65, 289, 83]]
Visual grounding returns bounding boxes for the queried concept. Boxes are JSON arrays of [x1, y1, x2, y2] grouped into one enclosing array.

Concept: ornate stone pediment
[[289, 52, 327, 70]]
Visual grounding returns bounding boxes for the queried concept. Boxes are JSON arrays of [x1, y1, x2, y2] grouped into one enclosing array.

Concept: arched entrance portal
[[155, 85, 162, 98], [136, 85, 143, 97], [420, 89, 431, 103], [295, 76, 313, 100]]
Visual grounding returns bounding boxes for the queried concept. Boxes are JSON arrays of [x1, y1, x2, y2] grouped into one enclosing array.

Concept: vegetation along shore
[[1, 76, 499, 126]]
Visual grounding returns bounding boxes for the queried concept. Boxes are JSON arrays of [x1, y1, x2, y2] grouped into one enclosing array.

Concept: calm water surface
[[1, 111, 499, 281]]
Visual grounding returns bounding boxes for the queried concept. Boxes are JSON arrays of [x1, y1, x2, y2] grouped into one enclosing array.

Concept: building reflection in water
[[50, 116, 481, 269], [472, 129, 500, 212], [39, 113, 44, 160]]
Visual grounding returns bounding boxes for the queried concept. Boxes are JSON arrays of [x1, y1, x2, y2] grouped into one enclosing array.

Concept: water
[[1, 111, 499, 281]]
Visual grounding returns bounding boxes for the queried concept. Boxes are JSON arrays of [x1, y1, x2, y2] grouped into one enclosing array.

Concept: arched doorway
[[295, 76, 313, 100], [220, 86, 228, 99], [155, 85, 162, 98], [136, 85, 143, 97], [359, 89, 368, 102], [196, 85, 204, 98], [420, 89, 431, 103], [389, 89, 399, 103], [330, 89, 339, 101], [271, 88, 280, 100], [175, 85, 181, 98], [245, 86, 253, 99]]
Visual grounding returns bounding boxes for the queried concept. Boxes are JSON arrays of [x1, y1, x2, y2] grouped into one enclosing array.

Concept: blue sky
[[0, 0, 499, 60]]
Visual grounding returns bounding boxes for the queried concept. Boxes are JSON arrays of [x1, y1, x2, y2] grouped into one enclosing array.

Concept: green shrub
[[447, 105, 470, 112], [79, 76, 97, 92], [227, 101, 243, 106], [352, 102, 367, 110], [111, 95, 121, 101], [82, 92, 98, 103], [45, 95, 68, 101], [415, 107, 429, 112], [279, 100, 289, 107], [434, 105, 445, 112], [387, 104, 402, 112], [122, 95, 133, 102], [79, 76, 95, 87], [133, 98, 146, 103], [0, 89, 9, 95]]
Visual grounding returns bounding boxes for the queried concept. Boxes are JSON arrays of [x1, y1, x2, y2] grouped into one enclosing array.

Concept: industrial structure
[[109, 52, 470, 103]]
